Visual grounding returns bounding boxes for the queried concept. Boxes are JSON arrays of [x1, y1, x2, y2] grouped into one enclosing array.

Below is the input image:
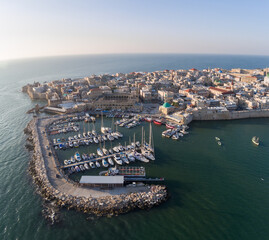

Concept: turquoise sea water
[[0, 54, 269, 240]]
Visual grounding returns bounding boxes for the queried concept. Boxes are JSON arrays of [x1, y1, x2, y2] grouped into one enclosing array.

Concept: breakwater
[[24, 117, 168, 223]]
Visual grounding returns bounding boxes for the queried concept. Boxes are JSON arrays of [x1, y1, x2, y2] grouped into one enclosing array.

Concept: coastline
[[24, 116, 168, 222]]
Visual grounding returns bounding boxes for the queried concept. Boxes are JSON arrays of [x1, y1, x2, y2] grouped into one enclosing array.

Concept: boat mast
[[149, 123, 152, 147], [141, 126, 144, 145]]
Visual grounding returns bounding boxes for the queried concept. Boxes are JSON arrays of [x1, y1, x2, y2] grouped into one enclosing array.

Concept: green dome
[[162, 102, 171, 108]]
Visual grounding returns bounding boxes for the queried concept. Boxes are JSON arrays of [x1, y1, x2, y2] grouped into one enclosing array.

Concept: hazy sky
[[0, 0, 269, 60]]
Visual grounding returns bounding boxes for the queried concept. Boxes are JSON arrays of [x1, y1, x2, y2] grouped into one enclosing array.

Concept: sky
[[0, 0, 268, 60]]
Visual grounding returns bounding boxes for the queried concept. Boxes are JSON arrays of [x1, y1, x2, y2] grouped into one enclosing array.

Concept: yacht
[[84, 163, 90, 170], [97, 148, 104, 157], [141, 149, 155, 160], [89, 161, 95, 168], [102, 148, 109, 155], [113, 146, 119, 153], [107, 157, 114, 166], [93, 137, 99, 144], [74, 152, 81, 161], [127, 153, 136, 162], [95, 161, 101, 168], [134, 152, 149, 163], [102, 159, 109, 167], [114, 154, 123, 165]]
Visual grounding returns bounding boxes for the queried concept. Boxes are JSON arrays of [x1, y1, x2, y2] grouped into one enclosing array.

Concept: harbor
[[24, 113, 168, 221]]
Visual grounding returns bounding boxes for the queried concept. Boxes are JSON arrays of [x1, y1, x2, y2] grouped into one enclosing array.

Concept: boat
[[102, 148, 109, 155], [127, 153, 136, 162], [71, 156, 75, 163], [172, 132, 179, 140], [89, 161, 95, 168], [141, 149, 155, 160], [134, 152, 149, 163], [97, 148, 104, 157], [114, 154, 123, 165], [215, 137, 220, 141], [144, 117, 152, 122], [64, 160, 68, 165], [93, 137, 99, 144], [107, 157, 114, 166], [252, 136, 259, 146], [153, 119, 162, 125], [113, 146, 119, 153], [95, 161, 101, 168], [74, 152, 81, 161], [102, 159, 109, 167], [218, 141, 222, 146], [84, 163, 90, 170], [166, 122, 176, 129]]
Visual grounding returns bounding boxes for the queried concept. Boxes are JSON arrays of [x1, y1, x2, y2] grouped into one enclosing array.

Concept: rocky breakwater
[[24, 118, 168, 224]]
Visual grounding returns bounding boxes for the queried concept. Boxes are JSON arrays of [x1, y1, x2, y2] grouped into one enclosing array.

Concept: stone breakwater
[[24, 118, 168, 222]]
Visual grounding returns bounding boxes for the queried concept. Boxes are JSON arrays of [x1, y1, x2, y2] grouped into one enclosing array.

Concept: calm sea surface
[[0, 54, 269, 240]]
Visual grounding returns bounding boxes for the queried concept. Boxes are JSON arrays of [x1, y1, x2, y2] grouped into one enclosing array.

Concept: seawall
[[192, 109, 269, 121]]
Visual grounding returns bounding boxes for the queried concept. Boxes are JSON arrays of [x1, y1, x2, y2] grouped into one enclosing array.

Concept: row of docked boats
[[53, 130, 123, 150], [65, 142, 155, 175], [115, 116, 142, 128], [162, 125, 189, 140]]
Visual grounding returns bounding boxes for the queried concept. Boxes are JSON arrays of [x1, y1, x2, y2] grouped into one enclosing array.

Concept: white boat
[[114, 154, 123, 165], [107, 134, 114, 141], [102, 159, 109, 167], [141, 149, 155, 160], [84, 163, 90, 170], [97, 148, 104, 157], [95, 161, 101, 168], [107, 157, 114, 166], [252, 136, 259, 146], [134, 152, 149, 163], [215, 137, 220, 141], [113, 146, 119, 153], [218, 141, 222, 146], [102, 148, 109, 155], [64, 160, 68, 165], [89, 161, 95, 168], [127, 153, 136, 162], [93, 137, 99, 144], [74, 152, 81, 161], [172, 132, 179, 140]]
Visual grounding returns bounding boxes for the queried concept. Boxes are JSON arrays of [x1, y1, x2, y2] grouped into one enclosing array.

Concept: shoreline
[[24, 116, 168, 222]]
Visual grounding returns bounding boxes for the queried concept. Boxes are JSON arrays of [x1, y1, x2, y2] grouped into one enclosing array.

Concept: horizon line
[[1, 52, 269, 62]]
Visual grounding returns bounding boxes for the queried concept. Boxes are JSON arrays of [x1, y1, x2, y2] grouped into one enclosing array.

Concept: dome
[[162, 102, 172, 108]]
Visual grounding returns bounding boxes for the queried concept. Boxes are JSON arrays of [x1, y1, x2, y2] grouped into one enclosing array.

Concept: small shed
[[79, 176, 124, 187]]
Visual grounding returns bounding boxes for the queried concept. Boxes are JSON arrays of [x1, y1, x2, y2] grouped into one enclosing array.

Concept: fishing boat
[[252, 136, 259, 146], [144, 117, 152, 122], [166, 122, 176, 129], [153, 119, 162, 125]]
